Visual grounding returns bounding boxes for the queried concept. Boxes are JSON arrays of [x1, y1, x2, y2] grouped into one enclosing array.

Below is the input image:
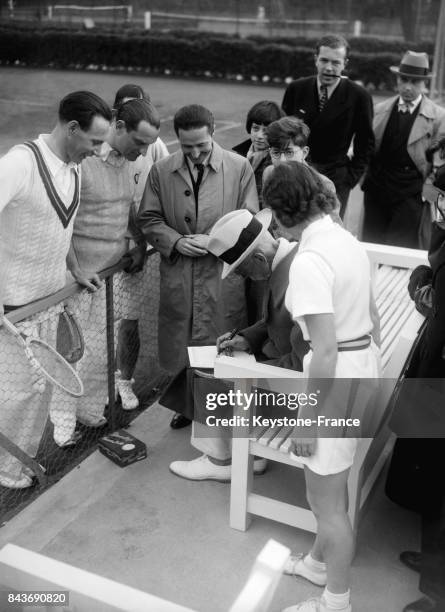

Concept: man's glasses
[[269, 148, 298, 160]]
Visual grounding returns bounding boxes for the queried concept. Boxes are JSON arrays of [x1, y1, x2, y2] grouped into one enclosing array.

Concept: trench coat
[[137, 142, 259, 372], [372, 95, 445, 180], [386, 223, 445, 513]]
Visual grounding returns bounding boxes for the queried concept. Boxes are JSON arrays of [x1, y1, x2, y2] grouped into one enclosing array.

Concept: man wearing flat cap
[[362, 50, 445, 249]]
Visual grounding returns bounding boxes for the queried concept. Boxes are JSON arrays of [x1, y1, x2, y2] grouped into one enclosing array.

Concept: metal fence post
[[432, 0, 445, 100], [105, 275, 116, 431]]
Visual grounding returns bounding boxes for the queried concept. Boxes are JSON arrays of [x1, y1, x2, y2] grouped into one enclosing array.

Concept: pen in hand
[[218, 328, 238, 357]]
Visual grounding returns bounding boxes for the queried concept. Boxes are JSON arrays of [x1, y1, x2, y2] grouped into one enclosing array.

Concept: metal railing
[[0, 249, 165, 524]]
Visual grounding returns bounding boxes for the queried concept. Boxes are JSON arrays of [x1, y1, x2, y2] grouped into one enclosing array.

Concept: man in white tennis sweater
[[0, 91, 111, 488]]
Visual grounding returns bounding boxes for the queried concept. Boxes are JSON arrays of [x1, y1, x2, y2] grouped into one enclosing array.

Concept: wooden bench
[[213, 243, 427, 535], [0, 540, 290, 612]]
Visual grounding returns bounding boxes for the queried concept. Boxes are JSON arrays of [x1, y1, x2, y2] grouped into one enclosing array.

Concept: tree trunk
[[398, 0, 423, 42]]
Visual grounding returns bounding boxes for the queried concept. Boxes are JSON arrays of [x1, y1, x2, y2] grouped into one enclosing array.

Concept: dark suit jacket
[[282, 76, 374, 189], [240, 242, 309, 371]]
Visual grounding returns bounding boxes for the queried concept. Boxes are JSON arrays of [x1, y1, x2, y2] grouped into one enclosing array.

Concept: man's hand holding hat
[[176, 234, 209, 257]]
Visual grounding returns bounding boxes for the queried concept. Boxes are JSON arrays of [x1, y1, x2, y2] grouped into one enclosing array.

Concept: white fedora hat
[[208, 208, 273, 279], [390, 50, 433, 79]]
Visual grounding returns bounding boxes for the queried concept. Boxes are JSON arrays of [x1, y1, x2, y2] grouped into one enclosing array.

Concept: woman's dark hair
[[113, 83, 149, 108], [58, 91, 112, 131], [265, 117, 310, 150], [262, 161, 336, 227], [173, 104, 214, 135], [114, 98, 160, 131], [245, 100, 285, 133]]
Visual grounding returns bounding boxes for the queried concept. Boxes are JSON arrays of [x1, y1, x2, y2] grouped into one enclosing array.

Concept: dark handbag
[[414, 284, 434, 317], [408, 265, 434, 317], [56, 306, 84, 363]]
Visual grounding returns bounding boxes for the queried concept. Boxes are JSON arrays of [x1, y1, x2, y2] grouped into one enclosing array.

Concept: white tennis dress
[[285, 215, 381, 475]]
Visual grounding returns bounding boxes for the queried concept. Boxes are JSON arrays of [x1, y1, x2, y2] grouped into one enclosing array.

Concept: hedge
[[246, 34, 434, 55], [0, 27, 411, 89], [0, 22, 434, 51]]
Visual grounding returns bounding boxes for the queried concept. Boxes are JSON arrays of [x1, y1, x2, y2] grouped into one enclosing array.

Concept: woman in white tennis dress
[[263, 162, 381, 612]]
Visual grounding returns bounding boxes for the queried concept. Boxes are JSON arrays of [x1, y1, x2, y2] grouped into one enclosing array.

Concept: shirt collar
[[398, 94, 422, 113], [98, 141, 127, 166], [98, 141, 115, 160], [37, 134, 79, 176], [172, 141, 224, 173], [271, 237, 296, 271], [300, 214, 334, 247], [186, 150, 211, 172]]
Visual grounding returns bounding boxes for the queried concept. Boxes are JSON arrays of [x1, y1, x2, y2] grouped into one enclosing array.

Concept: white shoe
[[169, 455, 267, 482], [284, 553, 327, 585], [282, 596, 351, 612], [116, 372, 139, 411], [0, 472, 33, 489]]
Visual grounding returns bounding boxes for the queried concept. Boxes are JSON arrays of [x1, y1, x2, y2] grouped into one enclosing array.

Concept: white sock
[[322, 588, 350, 610], [305, 552, 327, 572]]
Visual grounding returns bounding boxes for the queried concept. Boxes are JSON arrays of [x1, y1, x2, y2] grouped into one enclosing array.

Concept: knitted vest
[[71, 154, 140, 276], [0, 144, 79, 306]]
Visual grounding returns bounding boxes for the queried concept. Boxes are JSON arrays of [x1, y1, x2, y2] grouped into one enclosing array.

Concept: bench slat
[[257, 426, 283, 446], [251, 425, 270, 442], [269, 426, 295, 450]]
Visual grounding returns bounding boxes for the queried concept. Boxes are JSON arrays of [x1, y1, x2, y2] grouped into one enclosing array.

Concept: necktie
[[192, 163, 205, 214], [193, 164, 204, 196], [319, 85, 328, 112], [399, 102, 412, 114]]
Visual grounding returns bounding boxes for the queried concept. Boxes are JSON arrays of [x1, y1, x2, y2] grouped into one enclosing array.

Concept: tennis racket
[[3, 317, 84, 398]]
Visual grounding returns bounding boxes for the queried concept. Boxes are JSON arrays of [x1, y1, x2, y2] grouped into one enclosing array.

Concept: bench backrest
[[214, 243, 428, 430]]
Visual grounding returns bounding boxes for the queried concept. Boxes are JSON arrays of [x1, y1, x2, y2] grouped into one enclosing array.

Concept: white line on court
[[0, 98, 52, 108]]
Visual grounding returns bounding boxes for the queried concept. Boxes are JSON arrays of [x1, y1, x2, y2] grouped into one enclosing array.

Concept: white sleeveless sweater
[[0, 144, 78, 305]]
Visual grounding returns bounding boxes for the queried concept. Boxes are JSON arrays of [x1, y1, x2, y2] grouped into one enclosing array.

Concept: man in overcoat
[[137, 105, 258, 428], [168, 208, 309, 481], [281, 34, 374, 218], [362, 51, 445, 249]]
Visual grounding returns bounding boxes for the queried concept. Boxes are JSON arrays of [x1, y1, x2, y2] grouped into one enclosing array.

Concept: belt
[[338, 335, 371, 351], [309, 335, 371, 352]]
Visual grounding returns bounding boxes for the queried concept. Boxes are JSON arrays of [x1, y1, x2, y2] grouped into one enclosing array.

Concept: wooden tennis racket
[[3, 317, 84, 398]]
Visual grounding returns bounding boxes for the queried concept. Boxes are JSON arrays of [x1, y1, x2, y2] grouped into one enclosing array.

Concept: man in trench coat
[[137, 104, 259, 401], [362, 51, 445, 249]]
